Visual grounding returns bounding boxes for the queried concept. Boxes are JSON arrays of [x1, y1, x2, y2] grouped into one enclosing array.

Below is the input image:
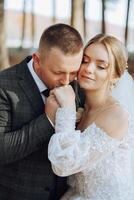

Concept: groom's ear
[[32, 52, 40, 64]]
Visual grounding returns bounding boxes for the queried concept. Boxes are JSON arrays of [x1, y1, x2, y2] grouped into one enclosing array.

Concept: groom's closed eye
[[71, 71, 78, 75]]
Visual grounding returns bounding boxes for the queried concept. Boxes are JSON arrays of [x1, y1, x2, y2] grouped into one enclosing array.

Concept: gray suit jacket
[[0, 56, 69, 199]]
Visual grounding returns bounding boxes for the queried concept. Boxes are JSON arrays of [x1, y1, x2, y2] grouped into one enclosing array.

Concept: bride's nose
[[85, 62, 95, 74]]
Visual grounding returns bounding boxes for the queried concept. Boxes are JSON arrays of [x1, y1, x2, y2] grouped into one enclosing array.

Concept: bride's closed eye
[[97, 65, 106, 70]]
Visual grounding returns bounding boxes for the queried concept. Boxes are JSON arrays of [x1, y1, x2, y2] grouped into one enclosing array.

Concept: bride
[[46, 34, 134, 200]]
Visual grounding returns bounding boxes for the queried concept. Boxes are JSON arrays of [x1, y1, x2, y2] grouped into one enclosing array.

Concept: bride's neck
[[84, 90, 112, 112]]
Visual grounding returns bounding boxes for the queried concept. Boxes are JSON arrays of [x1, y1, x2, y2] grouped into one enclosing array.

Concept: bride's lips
[[81, 75, 95, 81]]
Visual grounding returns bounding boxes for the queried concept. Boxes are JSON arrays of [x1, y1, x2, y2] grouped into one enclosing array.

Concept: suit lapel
[[16, 57, 44, 115]]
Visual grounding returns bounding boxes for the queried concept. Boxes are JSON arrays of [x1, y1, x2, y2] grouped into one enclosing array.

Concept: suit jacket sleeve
[[0, 88, 54, 165]]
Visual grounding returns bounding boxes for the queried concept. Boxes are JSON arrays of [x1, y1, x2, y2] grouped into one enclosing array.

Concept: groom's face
[[33, 47, 83, 89]]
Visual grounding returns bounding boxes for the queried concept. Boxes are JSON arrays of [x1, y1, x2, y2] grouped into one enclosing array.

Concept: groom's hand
[[45, 94, 60, 125]]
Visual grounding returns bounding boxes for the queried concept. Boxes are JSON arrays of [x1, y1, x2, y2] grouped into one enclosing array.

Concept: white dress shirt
[[27, 58, 47, 102]]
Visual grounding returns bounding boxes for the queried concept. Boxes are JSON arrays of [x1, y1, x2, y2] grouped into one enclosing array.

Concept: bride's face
[[78, 43, 112, 91]]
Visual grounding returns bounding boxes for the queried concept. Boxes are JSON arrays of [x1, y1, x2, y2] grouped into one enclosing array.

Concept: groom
[[0, 24, 83, 200]]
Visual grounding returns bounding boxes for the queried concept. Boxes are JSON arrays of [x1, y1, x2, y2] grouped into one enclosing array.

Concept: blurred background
[[0, 0, 134, 77]]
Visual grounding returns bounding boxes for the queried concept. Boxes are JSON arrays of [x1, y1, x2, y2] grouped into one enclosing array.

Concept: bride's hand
[[51, 85, 76, 108]]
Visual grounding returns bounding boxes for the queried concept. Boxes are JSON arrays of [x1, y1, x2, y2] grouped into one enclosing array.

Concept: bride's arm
[[48, 86, 128, 177], [48, 106, 125, 177]]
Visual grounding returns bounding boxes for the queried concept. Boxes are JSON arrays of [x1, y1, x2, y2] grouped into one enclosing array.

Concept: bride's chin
[[79, 82, 91, 90], [78, 80, 84, 88]]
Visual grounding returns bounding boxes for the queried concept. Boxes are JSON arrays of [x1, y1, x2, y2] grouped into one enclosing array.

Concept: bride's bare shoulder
[[95, 105, 129, 140]]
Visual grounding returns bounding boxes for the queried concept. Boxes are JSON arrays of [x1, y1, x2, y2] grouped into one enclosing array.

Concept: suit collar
[[16, 56, 44, 115], [16, 56, 33, 81]]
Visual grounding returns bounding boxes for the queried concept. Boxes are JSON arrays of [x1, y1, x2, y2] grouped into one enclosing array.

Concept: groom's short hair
[[39, 23, 83, 55]]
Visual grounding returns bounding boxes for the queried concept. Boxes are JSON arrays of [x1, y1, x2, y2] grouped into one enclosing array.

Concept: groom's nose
[[60, 74, 70, 85]]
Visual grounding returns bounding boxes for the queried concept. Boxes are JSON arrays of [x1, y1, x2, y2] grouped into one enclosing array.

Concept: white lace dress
[[48, 107, 134, 200]]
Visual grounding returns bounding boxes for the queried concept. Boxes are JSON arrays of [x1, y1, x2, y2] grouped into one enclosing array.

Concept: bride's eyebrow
[[96, 59, 109, 66], [83, 54, 108, 64], [96, 59, 108, 64]]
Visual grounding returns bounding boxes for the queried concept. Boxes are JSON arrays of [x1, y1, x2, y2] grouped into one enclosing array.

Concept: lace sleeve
[[48, 107, 121, 177]]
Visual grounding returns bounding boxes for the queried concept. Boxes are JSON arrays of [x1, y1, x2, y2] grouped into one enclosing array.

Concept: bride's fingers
[[49, 93, 60, 105], [49, 90, 55, 95], [49, 87, 60, 96]]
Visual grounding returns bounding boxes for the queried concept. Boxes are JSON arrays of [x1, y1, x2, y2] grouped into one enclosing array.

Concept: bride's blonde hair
[[85, 34, 128, 78]]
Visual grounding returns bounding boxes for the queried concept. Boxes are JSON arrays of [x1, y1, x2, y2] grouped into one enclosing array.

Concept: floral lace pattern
[[48, 107, 134, 200]]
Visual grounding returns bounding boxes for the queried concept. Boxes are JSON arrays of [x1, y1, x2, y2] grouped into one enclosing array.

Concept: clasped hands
[[45, 85, 76, 125]]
